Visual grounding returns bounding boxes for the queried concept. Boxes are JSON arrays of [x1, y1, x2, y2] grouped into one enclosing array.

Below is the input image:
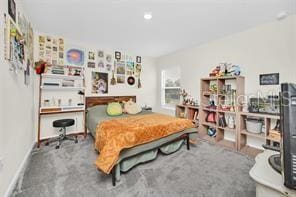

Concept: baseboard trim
[[4, 142, 35, 197]]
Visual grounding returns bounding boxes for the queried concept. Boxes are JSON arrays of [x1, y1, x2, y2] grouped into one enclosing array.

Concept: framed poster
[[259, 73, 280, 85], [91, 72, 108, 94]]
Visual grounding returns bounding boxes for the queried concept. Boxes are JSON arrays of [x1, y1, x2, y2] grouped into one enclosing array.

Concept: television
[[280, 83, 296, 189]]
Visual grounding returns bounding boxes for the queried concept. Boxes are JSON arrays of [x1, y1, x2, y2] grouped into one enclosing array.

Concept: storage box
[[246, 118, 263, 134]]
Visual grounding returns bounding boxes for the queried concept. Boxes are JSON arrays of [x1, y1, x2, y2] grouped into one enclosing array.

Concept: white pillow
[[123, 99, 142, 115]]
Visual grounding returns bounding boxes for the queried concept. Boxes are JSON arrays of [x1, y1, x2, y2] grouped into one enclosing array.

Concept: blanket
[[95, 113, 194, 174]]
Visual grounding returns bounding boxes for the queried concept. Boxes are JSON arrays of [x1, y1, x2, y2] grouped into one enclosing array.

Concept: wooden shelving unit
[[37, 68, 86, 147], [199, 76, 245, 150], [238, 112, 280, 157], [176, 104, 199, 126]]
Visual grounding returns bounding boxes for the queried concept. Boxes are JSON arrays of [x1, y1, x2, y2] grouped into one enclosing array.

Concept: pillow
[[107, 102, 123, 116], [122, 99, 142, 115]]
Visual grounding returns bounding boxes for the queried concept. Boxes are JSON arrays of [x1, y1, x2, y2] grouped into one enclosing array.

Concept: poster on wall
[[91, 72, 108, 94], [38, 35, 64, 65], [259, 73, 280, 85], [126, 61, 134, 75], [66, 48, 85, 66], [116, 60, 125, 75], [117, 74, 125, 84]]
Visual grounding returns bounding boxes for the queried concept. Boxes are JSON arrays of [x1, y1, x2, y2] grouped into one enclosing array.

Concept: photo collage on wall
[[87, 50, 143, 94], [38, 35, 64, 65], [5, 0, 35, 85]]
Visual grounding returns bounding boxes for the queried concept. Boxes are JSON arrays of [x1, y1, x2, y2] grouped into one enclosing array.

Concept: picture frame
[[259, 73, 280, 85], [8, 0, 16, 22], [136, 56, 141, 63], [115, 51, 121, 60]]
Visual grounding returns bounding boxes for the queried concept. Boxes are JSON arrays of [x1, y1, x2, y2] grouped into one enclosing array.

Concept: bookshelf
[[175, 104, 199, 126], [37, 66, 86, 147], [199, 76, 245, 150], [238, 112, 280, 157]]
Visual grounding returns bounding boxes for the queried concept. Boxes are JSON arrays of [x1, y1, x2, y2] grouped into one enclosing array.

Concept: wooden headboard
[[85, 96, 136, 109]]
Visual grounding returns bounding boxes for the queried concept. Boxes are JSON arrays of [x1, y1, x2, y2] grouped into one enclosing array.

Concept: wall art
[[127, 76, 135, 86], [91, 72, 108, 94], [136, 56, 141, 63], [106, 54, 112, 63], [135, 63, 142, 77], [116, 60, 125, 75], [116, 74, 125, 84], [259, 73, 280, 85], [98, 50, 104, 58], [115, 51, 121, 60], [66, 48, 85, 66], [87, 62, 96, 68], [126, 61, 134, 74], [98, 60, 104, 69], [8, 0, 16, 22], [88, 51, 95, 61]]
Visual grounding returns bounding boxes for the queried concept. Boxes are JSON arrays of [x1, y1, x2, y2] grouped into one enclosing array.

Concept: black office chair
[[49, 119, 78, 149]]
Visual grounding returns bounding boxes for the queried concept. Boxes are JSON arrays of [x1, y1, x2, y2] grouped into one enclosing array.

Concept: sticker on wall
[[66, 48, 85, 66], [91, 72, 108, 94]]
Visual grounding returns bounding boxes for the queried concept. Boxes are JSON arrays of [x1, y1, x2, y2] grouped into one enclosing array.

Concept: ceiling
[[22, 0, 295, 57]]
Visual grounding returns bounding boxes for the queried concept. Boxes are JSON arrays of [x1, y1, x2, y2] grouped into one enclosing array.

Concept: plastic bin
[[245, 118, 263, 134]]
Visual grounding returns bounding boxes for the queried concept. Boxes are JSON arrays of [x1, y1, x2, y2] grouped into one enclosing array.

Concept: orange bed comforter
[[95, 113, 194, 174]]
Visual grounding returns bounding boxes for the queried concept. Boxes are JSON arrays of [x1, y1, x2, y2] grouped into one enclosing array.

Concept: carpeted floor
[[12, 135, 256, 197]]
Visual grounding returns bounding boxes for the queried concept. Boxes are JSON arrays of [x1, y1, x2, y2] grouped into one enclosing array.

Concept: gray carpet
[[12, 136, 256, 197]]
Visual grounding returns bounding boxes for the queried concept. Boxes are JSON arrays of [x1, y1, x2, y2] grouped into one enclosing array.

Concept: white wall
[[0, 0, 35, 196], [156, 15, 296, 111], [155, 15, 296, 147], [34, 34, 158, 139]]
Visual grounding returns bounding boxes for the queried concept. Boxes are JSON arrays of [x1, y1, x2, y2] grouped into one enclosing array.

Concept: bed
[[85, 96, 198, 186]]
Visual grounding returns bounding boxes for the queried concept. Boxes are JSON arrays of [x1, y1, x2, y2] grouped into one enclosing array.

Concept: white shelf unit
[[37, 68, 86, 147]]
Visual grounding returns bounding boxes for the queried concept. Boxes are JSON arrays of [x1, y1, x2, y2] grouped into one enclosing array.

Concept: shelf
[[202, 122, 217, 128], [40, 109, 85, 115], [218, 126, 236, 132], [217, 139, 236, 149], [240, 112, 280, 119], [240, 130, 265, 139], [203, 108, 217, 112], [40, 86, 85, 91], [42, 73, 84, 80], [218, 110, 236, 115], [240, 146, 263, 158], [203, 92, 217, 96], [200, 133, 216, 143], [201, 76, 244, 81], [176, 104, 199, 110]]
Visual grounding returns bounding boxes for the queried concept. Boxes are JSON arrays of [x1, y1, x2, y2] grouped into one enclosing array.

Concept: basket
[[245, 118, 263, 134]]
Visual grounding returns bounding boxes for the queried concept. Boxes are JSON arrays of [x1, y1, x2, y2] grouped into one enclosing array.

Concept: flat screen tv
[[280, 83, 296, 189]]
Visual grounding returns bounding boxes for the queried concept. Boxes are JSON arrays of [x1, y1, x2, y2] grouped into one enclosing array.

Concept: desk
[[250, 150, 296, 197]]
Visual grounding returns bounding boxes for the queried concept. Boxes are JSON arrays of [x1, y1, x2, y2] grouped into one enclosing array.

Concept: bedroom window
[[161, 67, 181, 109]]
